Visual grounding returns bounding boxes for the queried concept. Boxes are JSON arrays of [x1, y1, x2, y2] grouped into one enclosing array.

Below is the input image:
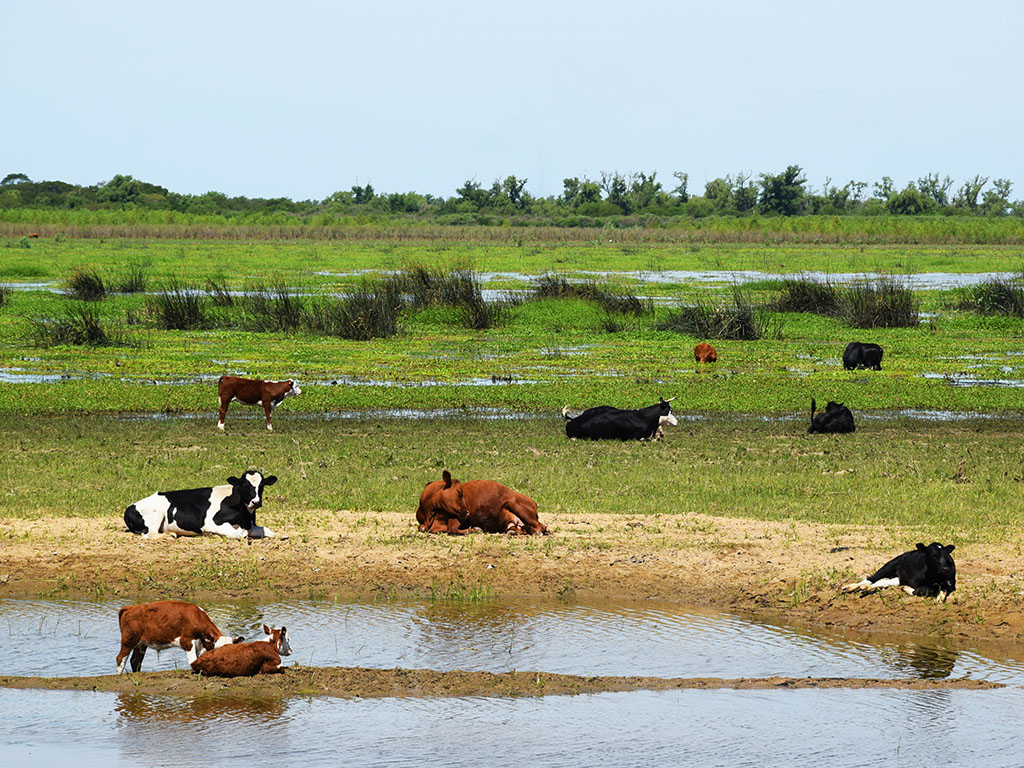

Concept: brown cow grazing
[[694, 342, 717, 364], [116, 600, 243, 674], [417, 470, 548, 536], [217, 375, 301, 431], [191, 624, 291, 677]]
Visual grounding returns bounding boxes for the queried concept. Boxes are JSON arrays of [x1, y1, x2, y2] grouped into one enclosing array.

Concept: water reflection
[[115, 690, 287, 723]]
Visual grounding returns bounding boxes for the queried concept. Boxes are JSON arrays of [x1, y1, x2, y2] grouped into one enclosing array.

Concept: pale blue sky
[[4, 0, 1021, 201]]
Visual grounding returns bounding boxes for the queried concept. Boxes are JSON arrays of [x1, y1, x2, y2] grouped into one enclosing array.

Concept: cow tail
[[810, 398, 816, 420]]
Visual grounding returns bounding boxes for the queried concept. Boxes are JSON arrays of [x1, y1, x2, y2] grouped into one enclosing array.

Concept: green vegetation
[[1, 416, 1022, 545]]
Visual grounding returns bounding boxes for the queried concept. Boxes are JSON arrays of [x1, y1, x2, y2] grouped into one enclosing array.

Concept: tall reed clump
[[532, 273, 652, 316], [657, 287, 779, 340], [112, 261, 151, 293], [304, 279, 404, 340], [240, 282, 306, 332], [954, 275, 1024, 317], [838, 278, 919, 328], [147, 280, 208, 330], [31, 303, 124, 346], [205, 277, 235, 307], [0, 286, 9, 310], [63, 268, 107, 301], [395, 262, 518, 330], [772, 277, 840, 314]]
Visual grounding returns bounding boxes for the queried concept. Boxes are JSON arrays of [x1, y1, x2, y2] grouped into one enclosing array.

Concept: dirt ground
[[3, 510, 1024, 648]]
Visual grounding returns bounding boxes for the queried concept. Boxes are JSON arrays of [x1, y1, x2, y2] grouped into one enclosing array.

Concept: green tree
[[600, 171, 630, 214], [953, 175, 988, 212], [885, 183, 926, 215], [758, 165, 807, 215], [351, 183, 375, 204], [671, 171, 689, 202], [97, 174, 144, 205], [982, 178, 1013, 215], [1, 172, 31, 185]]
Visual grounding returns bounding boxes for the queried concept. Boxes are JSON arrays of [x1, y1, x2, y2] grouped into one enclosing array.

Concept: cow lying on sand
[[218, 375, 301, 431], [417, 470, 548, 535], [808, 399, 855, 434], [117, 600, 243, 673], [843, 342, 884, 371], [191, 624, 292, 677], [842, 543, 956, 602], [563, 397, 677, 441], [124, 470, 278, 539]]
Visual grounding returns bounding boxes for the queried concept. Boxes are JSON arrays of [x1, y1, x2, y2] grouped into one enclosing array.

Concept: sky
[[3, 0, 1022, 202]]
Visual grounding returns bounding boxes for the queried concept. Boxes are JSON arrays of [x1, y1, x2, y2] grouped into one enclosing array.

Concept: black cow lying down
[[563, 398, 677, 441], [808, 398, 855, 434], [843, 342, 884, 371], [842, 543, 956, 602]]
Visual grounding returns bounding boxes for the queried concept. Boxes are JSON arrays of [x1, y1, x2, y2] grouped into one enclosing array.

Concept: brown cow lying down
[[416, 470, 548, 535], [191, 624, 291, 677]]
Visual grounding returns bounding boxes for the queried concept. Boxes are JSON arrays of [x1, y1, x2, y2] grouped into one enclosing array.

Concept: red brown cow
[[217, 375, 301, 432], [694, 343, 717, 364], [416, 470, 548, 536], [191, 624, 291, 677], [116, 600, 243, 673]]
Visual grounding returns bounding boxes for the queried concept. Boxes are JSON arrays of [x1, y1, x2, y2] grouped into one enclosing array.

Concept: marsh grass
[[532, 274, 652, 316], [31, 303, 126, 347], [304, 280, 403, 339], [0, 285, 9, 309], [63, 268, 107, 301], [839, 278, 919, 328], [205, 277, 235, 306], [773, 277, 841, 314], [148, 280, 208, 330], [112, 261, 151, 293], [953, 275, 1024, 317], [657, 287, 778, 340], [241, 282, 306, 332]]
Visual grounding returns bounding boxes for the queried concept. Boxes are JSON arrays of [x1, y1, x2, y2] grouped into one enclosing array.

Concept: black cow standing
[[563, 398, 678, 441], [808, 399, 855, 434], [842, 543, 956, 602], [843, 342, 884, 371]]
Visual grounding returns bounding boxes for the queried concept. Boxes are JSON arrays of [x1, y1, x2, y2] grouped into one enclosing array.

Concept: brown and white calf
[[116, 600, 243, 674], [217, 375, 301, 431], [190, 624, 292, 677]]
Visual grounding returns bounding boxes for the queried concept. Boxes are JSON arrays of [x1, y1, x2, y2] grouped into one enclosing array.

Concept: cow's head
[[228, 471, 278, 513], [263, 623, 292, 656], [285, 380, 302, 397], [417, 470, 470, 530], [658, 397, 678, 428], [919, 542, 956, 596]]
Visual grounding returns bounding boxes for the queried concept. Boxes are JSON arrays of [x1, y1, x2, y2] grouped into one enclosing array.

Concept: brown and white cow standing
[[416, 470, 548, 536], [217, 375, 301, 431], [116, 600, 243, 673], [190, 624, 292, 677]]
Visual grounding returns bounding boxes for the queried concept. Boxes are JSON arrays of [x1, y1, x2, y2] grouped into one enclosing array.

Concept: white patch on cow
[[133, 493, 172, 539], [243, 472, 263, 511], [842, 576, 901, 593], [661, 413, 679, 428]]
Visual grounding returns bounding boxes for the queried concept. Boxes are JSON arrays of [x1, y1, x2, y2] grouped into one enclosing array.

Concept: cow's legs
[[116, 639, 138, 674], [218, 396, 230, 431], [263, 400, 274, 431], [842, 576, 901, 594], [204, 522, 250, 538], [129, 645, 147, 673]]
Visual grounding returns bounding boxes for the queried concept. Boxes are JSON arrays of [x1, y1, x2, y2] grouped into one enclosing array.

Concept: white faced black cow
[[843, 342, 884, 371], [124, 471, 278, 539], [842, 542, 957, 602], [563, 398, 678, 441]]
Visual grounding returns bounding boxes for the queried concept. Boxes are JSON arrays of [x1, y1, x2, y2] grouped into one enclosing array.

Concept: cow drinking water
[[116, 600, 243, 673], [563, 397, 677, 441], [842, 543, 956, 602], [124, 470, 278, 539], [842, 342, 883, 371]]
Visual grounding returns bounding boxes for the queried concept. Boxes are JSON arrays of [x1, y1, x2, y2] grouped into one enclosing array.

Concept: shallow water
[[2, 597, 1024, 767]]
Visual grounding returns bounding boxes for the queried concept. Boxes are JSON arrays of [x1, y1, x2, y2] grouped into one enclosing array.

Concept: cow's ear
[[442, 470, 452, 487], [263, 623, 271, 634], [916, 543, 927, 551], [227, 476, 241, 486], [945, 544, 955, 554], [263, 475, 278, 486]]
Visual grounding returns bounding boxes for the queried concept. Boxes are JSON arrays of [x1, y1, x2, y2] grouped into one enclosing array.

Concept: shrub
[[954, 275, 1024, 317], [148, 280, 208, 330], [63, 268, 107, 301], [838, 278, 919, 328], [32, 303, 123, 346], [658, 287, 778, 340], [773, 277, 840, 314]]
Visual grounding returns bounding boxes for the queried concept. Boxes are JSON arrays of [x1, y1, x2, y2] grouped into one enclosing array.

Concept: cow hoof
[[266, 426, 273, 432]]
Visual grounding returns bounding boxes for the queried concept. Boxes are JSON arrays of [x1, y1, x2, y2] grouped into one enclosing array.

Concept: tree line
[[1, 166, 1020, 223]]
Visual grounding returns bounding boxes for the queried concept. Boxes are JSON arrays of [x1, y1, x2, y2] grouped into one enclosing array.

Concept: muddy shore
[[4, 511, 1024, 648]]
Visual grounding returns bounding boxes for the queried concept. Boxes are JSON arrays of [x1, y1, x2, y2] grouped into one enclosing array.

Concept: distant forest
[[1, 166, 1021, 227]]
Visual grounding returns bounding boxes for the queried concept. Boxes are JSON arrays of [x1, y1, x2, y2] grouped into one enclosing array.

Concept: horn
[[664, 396, 676, 403]]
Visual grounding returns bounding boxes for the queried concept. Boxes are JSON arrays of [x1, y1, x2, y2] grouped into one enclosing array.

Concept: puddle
[[921, 373, 1024, 388], [0, 368, 109, 384], [308, 375, 536, 388], [2, 597, 1023, 767]]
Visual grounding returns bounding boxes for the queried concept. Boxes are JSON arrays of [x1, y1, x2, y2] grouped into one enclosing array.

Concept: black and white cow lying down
[[842, 542, 957, 602], [124, 471, 278, 539]]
